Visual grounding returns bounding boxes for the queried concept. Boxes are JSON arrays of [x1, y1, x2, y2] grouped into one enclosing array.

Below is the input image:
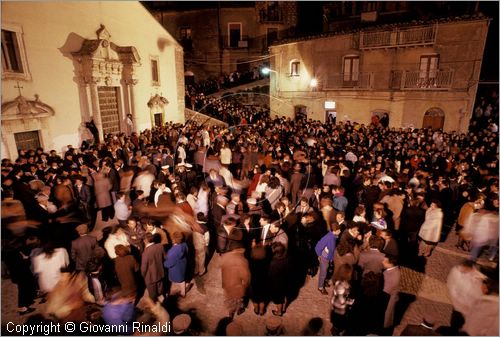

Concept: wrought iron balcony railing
[[324, 72, 373, 89], [359, 24, 437, 49], [390, 69, 453, 89]]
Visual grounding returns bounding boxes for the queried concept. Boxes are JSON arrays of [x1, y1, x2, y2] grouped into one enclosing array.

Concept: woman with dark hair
[[268, 242, 290, 316], [114, 244, 139, 298], [33, 241, 69, 298]]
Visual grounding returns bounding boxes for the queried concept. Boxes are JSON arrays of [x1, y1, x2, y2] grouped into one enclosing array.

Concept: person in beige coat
[[220, 247, 251, 318], [418, 200, 443, 257], [457, 195, 485, 250]]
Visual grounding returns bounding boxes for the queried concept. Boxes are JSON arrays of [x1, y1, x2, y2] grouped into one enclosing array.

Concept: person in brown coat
[[53, 177, 76, 209], [92, 170, 114, 221], [114, 245, 139, 298], [220, 247, 251, 318]]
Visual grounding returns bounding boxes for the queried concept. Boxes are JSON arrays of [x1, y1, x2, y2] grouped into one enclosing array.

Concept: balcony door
[[343, 55, 359, 87], [228, 23, 241, 48], [419, 54, 439, 87]]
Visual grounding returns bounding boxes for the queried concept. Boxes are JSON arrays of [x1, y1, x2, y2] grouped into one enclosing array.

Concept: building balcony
[[323, 72, 373, 90], [359, 24, 437, 49], [390, 69, 454, 90], [259, 9, 283, 23]]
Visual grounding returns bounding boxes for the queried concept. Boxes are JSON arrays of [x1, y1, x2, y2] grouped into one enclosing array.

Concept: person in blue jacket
[[102, 291, 135, 335], [165, 231, 189, 297], [315, 223, 341, 295]]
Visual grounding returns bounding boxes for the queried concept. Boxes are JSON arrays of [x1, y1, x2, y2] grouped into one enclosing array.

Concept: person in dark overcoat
[[268, 242, 290, 316]]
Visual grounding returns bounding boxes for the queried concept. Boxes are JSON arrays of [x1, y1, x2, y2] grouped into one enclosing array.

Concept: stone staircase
[[208, 78, 269, 98], [184, 108, 228, 128]]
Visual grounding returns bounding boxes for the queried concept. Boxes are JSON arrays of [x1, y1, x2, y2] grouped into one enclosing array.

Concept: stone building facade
[[151, 1, 298, 80], [268, 16, 490, 132], [1, 1, 185, 160]]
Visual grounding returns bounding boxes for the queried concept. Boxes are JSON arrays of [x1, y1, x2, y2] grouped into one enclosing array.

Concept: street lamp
[[261, 66, 277, 75], [310, 78, 318, 88]]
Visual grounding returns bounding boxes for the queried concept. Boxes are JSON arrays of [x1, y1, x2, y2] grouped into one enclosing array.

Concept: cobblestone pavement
[[2, 219, 496, 335]]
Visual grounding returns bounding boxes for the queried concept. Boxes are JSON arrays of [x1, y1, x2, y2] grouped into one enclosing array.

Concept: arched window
[[290, 59, 300, 76]]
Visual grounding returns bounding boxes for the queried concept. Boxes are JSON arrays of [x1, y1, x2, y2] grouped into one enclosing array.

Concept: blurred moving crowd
[[1, 106, 499, 335]]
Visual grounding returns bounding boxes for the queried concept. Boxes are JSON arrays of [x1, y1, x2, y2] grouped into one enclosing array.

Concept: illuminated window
[[290, 60, 300, 76]]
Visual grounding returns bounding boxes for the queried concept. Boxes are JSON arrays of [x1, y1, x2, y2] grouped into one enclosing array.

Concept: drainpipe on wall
[[217, 1, 223, 76]]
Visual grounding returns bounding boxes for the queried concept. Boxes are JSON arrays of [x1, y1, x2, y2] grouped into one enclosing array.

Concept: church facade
[[1, 1, 185, 160]]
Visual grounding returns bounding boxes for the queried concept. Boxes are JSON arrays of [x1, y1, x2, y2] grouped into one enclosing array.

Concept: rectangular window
[[228, 23, 242, 48], [179, 27, 192, 40], [151, 57, 160, 86], [2, 30, 23, 72], [290, 61, 300, 76], [1, 23, 31, 80], [343, 56, 359, 86]]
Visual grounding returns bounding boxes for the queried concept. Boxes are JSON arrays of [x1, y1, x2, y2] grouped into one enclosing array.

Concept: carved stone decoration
[[71, 25, 141, 88], [1, 95, 55, 121], [147, 94, 169, 109]]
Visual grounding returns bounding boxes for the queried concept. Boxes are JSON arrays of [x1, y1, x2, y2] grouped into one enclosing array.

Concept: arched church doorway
[[422, 107, 445, 129]]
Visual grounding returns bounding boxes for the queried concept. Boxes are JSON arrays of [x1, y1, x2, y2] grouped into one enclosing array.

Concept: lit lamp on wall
[[310, 78, 318, 88], [261, 67, 277, 75]]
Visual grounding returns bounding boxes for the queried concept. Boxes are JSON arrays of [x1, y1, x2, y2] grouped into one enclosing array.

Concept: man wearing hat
[[172, 313, 191, 335], [71, 224, 98, 272], [158, 165, 170, 185], [184, 163, 197, 187]]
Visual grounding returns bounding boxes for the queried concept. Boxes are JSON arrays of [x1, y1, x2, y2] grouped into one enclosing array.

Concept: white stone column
[[128, 79, 140, 131], [89, 79, 104, 143]]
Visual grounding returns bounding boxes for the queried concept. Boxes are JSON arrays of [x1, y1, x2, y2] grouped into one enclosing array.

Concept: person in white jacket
[[447, 260, 485, 319], [418, 200, 443, 257], [104, 227, 130, 259], [462, 277, 499, 336]]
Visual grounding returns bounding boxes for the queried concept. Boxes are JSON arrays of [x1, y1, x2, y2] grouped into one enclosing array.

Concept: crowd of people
[[1, 105, 499, 335], [470, 88, 499, 134], [186, 89, 270, 126], [185, 67, 265, 110]]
